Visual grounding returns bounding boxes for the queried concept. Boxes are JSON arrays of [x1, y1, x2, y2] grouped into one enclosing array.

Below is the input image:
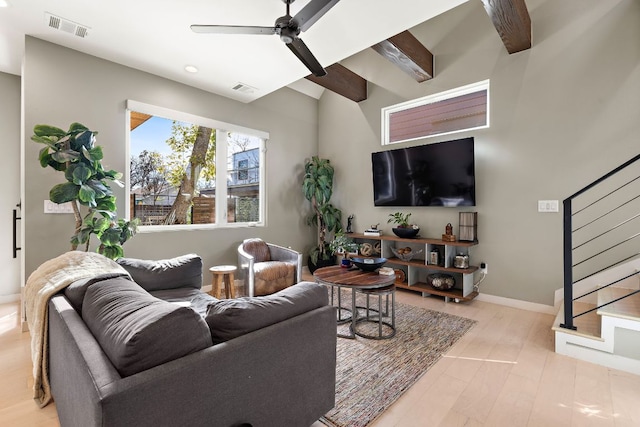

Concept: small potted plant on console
[[388, 212, 420, 238]]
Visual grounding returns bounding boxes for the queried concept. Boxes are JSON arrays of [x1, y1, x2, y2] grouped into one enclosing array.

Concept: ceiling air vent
[[45, 12, 90, 38], [232, 83, 257, 94]]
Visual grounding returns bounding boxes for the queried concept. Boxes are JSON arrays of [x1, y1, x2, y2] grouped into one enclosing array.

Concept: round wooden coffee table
[[313, 265, 395, 339]]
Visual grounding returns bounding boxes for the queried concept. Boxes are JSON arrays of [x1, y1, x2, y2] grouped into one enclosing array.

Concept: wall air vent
[[232, 83, 257, 94], [45, 12, 90, 38]]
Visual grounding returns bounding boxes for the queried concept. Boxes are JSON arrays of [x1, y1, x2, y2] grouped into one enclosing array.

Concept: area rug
[[321, 297, 477, 427]]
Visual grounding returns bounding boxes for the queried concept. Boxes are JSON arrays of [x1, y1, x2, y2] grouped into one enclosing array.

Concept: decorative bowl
[[350, 257, 387, 272], [390, 247, 423, 262], [392, 227, 420, 238], [427, 273, 455, 290]]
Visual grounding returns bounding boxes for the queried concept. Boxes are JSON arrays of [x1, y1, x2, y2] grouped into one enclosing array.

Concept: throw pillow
[[205, 281, 327, 344], [117, 253, 202, 291], [64, 272, 132, 313], [82, 277, 212, 377]]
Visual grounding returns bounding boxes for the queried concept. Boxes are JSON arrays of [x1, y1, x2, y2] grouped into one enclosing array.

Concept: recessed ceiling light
[[0, 0, 11, 8], [184, 65, 198, 73]]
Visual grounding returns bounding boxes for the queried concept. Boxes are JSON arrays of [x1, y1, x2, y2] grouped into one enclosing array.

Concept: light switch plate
[[44, 200, 74, 214], [538, 200, 559, 213]]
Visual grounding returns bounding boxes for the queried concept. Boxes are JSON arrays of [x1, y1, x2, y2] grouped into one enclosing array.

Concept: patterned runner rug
[[321, 296, 477, 427]]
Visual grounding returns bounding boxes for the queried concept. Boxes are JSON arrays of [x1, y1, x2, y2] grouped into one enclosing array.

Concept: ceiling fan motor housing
[[275, 15, 300, 43]]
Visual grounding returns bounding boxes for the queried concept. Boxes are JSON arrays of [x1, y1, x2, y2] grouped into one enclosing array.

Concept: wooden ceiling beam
[[481, 0, 532, 54], [372, 30, 433, 83], [305, 63, 368, 102]]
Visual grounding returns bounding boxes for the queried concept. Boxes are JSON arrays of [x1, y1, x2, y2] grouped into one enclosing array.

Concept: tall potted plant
[[303, 156, 342, 272], [32, 122, 139, 259]]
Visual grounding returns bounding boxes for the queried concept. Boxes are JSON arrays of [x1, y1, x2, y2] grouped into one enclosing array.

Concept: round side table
[[209, 265, 237, 299]]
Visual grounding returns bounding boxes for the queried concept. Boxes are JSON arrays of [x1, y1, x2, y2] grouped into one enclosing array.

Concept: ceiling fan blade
[[190, 25, 277, 35], [292, 0, 341, 32], [286, 37, 326, 77]]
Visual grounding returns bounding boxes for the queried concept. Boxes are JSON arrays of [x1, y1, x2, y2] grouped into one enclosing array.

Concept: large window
[[382, 80, 489, 145], [126, 100, 267, 229]]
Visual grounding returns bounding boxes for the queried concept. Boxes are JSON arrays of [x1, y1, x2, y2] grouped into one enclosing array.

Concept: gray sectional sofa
[[47, 254, 337, 427]]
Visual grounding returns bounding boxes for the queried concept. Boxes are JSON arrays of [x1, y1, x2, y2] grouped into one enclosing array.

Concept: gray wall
[[0, 72, 21, 298], [22, 37, 317, 278], [317, 0, 640, 306]]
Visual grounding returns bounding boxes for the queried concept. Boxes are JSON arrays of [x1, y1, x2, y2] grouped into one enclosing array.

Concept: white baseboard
[[0, 294, 20, 304], [476, 293, 556, 315]]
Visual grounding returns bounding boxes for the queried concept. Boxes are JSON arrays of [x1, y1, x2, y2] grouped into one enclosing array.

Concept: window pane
[[227, 133, 261, 223], [127, 102, 267, 228], [383, 80, 489, 145], [130, 112, 216, 226]]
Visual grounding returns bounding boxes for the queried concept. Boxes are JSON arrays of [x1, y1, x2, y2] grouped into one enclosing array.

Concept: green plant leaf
[[31, 135, 58, 145], [71, 163, 92, 185], [78, 184, 96, 205], [50, 183, 79, 204], [77, 228, 92, 244], [94, 209, 116, 220], [38, 147, 51, 168], [93, 217, 111, 233], [99, 244, 123, 260], [100, 227, 122, 246], [74, 130, 94, 151], [51, 149, 80, 163], [103, 169, 122, 180], [95, 197, 117, 212], [87, 179, 110, 198], [89, 146, 103, 161], [33, 124, 66, 138], [68, 122, 89, 133]]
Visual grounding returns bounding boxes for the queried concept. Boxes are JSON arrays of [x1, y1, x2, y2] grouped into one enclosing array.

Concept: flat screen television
[[372, 137, 476, 207]]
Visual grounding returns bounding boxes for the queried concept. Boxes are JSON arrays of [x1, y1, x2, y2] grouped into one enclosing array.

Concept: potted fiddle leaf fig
[[303, 156, 342, 271], [32, 122, 139, 259]]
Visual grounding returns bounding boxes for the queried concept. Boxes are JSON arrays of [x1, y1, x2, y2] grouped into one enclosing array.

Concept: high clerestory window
[[382, 80, 489, 145], [126, 100, 266, 230]]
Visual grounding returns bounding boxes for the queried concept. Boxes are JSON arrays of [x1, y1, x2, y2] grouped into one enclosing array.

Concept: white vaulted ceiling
[[0, 0, 468, 102]]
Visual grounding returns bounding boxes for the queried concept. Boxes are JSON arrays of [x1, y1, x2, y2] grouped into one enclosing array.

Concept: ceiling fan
[[191, 0, 340, 77]]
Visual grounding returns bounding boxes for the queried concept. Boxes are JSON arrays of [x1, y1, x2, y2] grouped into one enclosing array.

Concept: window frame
[[125, 100, 268, 232], [381, 80, 490, 145]]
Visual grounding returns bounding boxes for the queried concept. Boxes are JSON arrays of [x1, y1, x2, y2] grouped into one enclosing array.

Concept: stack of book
[[364, 228, 382, 236]]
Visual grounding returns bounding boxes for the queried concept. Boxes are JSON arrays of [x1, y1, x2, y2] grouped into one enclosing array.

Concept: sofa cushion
[[116, 254, 202, 291], [149, 287, 218, 318], [205, 281, 327, 344], [64, 272, 132, 313], [82, 277, 212, 377]]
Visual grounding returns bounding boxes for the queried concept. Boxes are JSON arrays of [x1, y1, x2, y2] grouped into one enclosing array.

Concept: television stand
[[349, 233, 479, 302]]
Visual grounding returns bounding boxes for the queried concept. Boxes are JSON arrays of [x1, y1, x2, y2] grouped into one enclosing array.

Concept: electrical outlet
[[480, 262, 488, 274]]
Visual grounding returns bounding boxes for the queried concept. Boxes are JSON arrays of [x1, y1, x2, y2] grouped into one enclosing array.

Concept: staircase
[[553, 260, 640, 375], [554, 153, 640, 375]]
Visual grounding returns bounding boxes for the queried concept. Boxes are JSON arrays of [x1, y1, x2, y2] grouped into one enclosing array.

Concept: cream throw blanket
[[24, 251, 131, 407]]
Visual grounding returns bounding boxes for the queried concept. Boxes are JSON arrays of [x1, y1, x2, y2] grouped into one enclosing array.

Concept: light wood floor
[[2, 291, 640, 427]]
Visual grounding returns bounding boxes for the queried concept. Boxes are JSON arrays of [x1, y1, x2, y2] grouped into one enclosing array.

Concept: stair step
[[552, 301, 602, 340], [597, 286, 640, 321]]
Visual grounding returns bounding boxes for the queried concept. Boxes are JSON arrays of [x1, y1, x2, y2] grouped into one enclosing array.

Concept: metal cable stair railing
[[561, 153, 640, 330]]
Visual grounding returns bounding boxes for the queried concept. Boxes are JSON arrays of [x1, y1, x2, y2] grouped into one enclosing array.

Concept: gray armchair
[[238, 238, 303, 297]]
